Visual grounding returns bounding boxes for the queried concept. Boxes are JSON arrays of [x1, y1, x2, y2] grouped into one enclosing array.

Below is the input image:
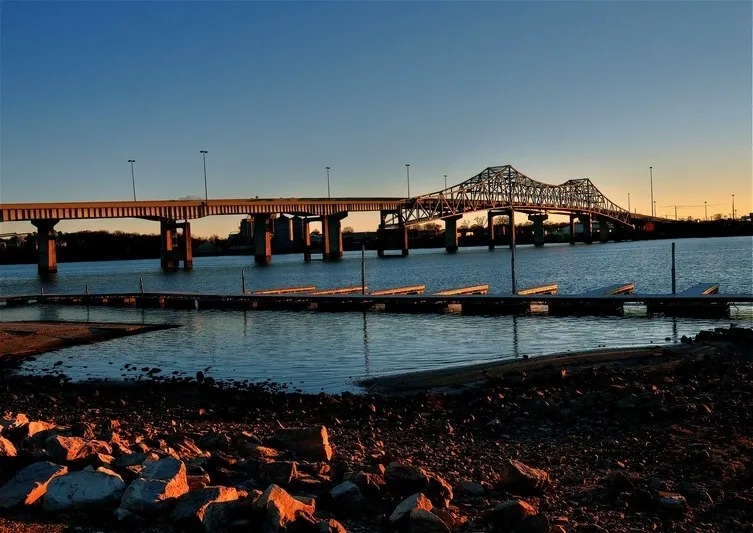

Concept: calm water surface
[[1, 237, 751, 392]]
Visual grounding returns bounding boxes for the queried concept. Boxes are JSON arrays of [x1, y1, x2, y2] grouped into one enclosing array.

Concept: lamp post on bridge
[[405, 164, 411, 198], [649, 166, 654, 217], [200, 150, 209, 204], [326, 166, 331, 198], [732, 194, 736, 220], [627, 193, 630, 213], [704, 201, 707, 221], [128, 159, 136, 201], [444, 174, 447, 189]]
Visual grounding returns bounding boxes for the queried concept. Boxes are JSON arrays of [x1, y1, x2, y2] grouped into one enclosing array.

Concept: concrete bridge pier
[[487, 211, 496, 250], [301, 219, 312, 262], [579, 214, 593, 244], [508, 209, 516, 249], [31, 219, 59, 276], [569, 214, 576, 245], [528, 213, 548, 247], [443, 215, 462, 253], [160, 220, 193, 270], [598, 220, 610, 243], [253, 214, 273, 265], [322, 212, 347, 261], [376, 210, 409, 257]]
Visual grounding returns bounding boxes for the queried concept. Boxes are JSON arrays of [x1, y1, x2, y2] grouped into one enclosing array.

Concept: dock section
[[647, 283, 728, 317], [370, 285, 426, 296], [435, 285, 490, 296], [461, 284, 559, 315], [549, 283, 636, 316], [249, 286, 316, 295]]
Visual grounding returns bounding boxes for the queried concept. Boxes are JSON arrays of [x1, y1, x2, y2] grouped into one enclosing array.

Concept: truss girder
[[389, 165, 632, 227]]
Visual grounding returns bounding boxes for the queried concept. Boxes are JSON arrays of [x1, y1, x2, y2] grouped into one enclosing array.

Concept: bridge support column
[[160, 220, 178, 271], [580, 214, 593, 244], [508, 209, 516, 249], [569, 214, 576, 245], [444, 215, 462, 253], [598, 220, 610, 243], [302, 219, 312, 262], [253, 214, 273, 265], [528, 214, 548, 247], [487, 211, 496, 250], [322, 212, 346, 261], [179, 221, 193, 269], [377, 211, 409, 257], [31, 219, 59, 276]]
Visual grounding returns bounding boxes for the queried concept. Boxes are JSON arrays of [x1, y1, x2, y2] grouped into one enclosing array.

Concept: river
[[1, 236, 751, 392]]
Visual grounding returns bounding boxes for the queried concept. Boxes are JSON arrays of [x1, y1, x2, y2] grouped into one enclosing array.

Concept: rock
[[521, 513, 550, 533], [0, 413, 29, 434], [458, 481, 484, 496], [171, 486, 239, 528], [43, 466, 126, 511], [486, 499, 538, 527], [0, 462, 68, 508], [318, 518, 348, 532], [350, 470, 385, 498], [45, 435, 112, 464], [115, 451, 160, 468], [409, 508, 450, 532], [498, 459, 550, 494], [656, 491, 687, 515], [385, 463, 429, 496], [426, 473, 453, 508], [0, 436, 18, 457], [260, 460, 299, 485], [389, 493, 433, 524], [274, 426, 333, 461], [253, 484, 316, 531], [329, 481, 363, 512], [676, 481, 713, 504], [119, 457, 189, 515]]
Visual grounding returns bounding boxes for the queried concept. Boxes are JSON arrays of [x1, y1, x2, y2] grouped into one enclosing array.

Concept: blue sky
[[1, 1, 750, 236]]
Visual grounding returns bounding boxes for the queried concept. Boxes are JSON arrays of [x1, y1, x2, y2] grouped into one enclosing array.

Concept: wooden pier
[[1, 283, 750, 318]]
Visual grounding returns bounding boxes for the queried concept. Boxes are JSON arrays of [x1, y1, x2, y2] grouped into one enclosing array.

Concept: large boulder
[[274, 426, 333, 461], [119, 457, 189, 515], [0, 436, 18, 457], [43, 467, 126, 511], [0, 414, 29, 435], [409, 508, 451, 532], [486, 499, 538, 528], [498, 459, 551, 494], [252, 484, 316, 531], [259, 460, 299, 485], [0, 462, 68, 508], [389, 493, 433, 525], [385, 463, 430, 497], [171, 486, 239, 529], [46, 435, 112, 464], [329, 481, 364, 513]]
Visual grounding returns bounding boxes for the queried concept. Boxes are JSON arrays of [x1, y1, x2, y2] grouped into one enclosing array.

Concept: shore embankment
[[0, 323, 752, 531]]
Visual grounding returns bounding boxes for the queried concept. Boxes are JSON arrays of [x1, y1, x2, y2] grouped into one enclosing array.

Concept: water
[[1, 237, 751, 392]]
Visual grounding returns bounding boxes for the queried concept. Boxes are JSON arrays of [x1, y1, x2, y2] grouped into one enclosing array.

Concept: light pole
[[128, 159, 136, 201], [326, 166, 331, 198], [405, 164, 411, 198], [649, 166, 654, 217], [732, 194, 736, 220], [200, 150, 208, 203], [627, 192, 630, 213], [704, 201, 707, 221], [444, 174, 447, 189]]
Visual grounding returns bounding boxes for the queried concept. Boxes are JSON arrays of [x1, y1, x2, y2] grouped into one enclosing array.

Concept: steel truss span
[[391, 165, 635, 227]]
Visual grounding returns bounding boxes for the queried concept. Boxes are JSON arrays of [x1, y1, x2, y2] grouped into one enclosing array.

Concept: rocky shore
[[1, 325, 752, 532]]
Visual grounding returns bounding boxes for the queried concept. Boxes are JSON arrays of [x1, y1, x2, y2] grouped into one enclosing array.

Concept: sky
[[1, 1, 751, 237]]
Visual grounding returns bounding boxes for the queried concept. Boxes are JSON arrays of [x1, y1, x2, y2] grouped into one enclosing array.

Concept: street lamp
[[649, 166, 654, 217], [405, 164, 411, 198], [326, 166, 331, 198], [200, 150, 208, 203], [704, 201, 708, 221], [128, 159, 136, 201], [627, 192, 630, 213], [444, 174, 447, 189], [732, 194, 736, 220]]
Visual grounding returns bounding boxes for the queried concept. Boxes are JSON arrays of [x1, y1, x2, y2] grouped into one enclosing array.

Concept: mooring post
[[241, 270, 247, 294], [139, 277, 144, 294], [510, 208, 517, 294], [40, 286, 45, 298], [361, 244, 366, 295], [671, 242, 676, 295], [85, 284, 89, 296]]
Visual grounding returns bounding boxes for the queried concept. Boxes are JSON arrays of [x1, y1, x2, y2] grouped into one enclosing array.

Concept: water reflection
[[362, 312, 371, 376]]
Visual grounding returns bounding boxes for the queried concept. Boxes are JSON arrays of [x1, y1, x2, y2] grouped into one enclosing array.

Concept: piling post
[[85, 284, 89, 296], [671, 242, 676, 295], [139, 277, 144, 294], [361, 245, 366, 294], [510, 208, 517, 293], [242, 270, 247, 294]]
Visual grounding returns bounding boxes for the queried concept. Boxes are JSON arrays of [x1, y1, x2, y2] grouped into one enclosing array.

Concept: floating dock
[[2, 283, 750, 318]]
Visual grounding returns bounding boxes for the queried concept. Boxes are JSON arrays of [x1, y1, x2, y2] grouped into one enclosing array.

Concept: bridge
[[0, 164, 664, 275]]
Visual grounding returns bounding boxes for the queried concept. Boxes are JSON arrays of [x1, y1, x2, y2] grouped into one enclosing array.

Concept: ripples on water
[[1, 237, 751, 392]]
